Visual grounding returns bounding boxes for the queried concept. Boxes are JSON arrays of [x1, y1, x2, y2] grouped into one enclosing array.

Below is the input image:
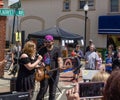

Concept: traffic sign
[[0, 8, 24, 16]]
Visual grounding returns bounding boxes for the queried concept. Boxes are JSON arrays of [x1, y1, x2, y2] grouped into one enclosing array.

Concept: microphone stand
[[74, 64, 83, 72], [45, 67, 62, 93], [42, 66, 62, 100]]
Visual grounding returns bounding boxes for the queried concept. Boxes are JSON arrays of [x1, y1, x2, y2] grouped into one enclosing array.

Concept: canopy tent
[[28, 26, 83, 40]]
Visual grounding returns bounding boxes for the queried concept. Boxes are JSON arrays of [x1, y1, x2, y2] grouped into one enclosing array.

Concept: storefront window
[[110, 0, 119, 12], [63, 0, 71, 11], [78, 0, 95, 10]]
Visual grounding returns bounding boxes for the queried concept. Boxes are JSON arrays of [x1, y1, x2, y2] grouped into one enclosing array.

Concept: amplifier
[[0, 92, 30, 100], [10, 77, 17, 92]]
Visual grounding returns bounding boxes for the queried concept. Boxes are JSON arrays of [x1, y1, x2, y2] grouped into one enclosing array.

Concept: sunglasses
[[45, 41, 51, 43]]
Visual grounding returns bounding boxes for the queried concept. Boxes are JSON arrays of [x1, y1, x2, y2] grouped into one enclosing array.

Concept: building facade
[[3, 0, 120, 49]]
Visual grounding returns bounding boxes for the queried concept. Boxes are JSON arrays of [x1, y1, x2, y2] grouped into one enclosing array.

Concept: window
[[78, 0, 95, 10], [110, 0, 119, 12], [63, 0, 71, 11]]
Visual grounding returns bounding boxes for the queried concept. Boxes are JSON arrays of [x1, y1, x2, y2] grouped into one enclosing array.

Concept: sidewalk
[[0, 70, 81, 93], [0, 71, 12, 93], [59, 70, 82, 88], [0, 61, 85, 93]]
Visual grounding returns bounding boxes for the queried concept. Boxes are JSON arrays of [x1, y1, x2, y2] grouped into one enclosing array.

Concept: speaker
[[0, 92, 30, 100], [10, 77, 17, 92]]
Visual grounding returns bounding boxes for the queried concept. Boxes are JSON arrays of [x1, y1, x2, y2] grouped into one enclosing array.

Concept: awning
[[98, 15, 120, 34]]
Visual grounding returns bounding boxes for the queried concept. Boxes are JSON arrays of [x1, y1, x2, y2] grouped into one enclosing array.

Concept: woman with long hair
[[16, 41, 42, 98]]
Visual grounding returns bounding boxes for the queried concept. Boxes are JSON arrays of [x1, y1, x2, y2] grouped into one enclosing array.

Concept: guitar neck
[[47, 68, 59, 72]]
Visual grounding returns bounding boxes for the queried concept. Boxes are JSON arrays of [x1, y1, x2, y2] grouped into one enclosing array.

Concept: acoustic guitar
[[35, 57, 73, 82], [35, 66, 59, 82]]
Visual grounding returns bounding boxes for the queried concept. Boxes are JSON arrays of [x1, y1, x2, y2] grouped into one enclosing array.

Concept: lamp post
[[83, 3, 89, 54]]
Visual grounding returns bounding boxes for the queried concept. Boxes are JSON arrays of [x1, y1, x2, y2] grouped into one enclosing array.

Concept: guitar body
[[35, 66, 50, 82]]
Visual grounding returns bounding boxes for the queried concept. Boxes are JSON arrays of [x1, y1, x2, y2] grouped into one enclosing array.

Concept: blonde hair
[[92, 71, 110, 82], [22, 41, 36, 57], [98, 52, 102, 58]]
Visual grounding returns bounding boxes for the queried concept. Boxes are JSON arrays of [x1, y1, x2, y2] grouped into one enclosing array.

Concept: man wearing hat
[[86, 39, 93, 52], [36, 35, 63, 100]]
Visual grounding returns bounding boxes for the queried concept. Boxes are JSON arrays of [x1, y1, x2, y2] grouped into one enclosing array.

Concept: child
[[96, 52, 103, 70]]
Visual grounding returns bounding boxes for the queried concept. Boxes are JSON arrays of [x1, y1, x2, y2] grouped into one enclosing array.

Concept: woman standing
[[16, 41, 42, 98]]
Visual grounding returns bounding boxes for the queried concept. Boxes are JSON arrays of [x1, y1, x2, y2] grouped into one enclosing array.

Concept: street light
[[83, 3, 89, 54]]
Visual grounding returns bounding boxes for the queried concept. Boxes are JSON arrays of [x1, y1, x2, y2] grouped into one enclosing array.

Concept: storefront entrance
[[107, 35, 120, 50]]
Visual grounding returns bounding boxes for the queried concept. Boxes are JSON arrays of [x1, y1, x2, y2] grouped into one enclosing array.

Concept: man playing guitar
[[36, 35, 64, 100]]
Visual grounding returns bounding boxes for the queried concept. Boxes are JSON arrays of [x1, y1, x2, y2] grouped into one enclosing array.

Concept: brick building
[[0, 0, 6, 77]]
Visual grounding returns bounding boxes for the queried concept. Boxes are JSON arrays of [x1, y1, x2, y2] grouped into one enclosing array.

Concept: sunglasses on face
[[45, 41, 51, 43]]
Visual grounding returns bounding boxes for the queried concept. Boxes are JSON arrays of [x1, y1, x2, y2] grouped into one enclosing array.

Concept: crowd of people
[[66, 69, 120, 100], [84, 40, 120, 73], [2, 34, 120, 100], [65, 40, 120, 100]]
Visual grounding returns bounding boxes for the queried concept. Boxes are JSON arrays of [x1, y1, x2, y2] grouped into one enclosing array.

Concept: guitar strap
[[47, 47, 54, 69], [44, 46, 56, 69], [44, 47, 54, 69], [47, 46, 56, 69]]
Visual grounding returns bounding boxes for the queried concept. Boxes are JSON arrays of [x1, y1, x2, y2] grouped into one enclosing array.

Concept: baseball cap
[[45, 35, 54, 41], [76, 44, 80, 47]]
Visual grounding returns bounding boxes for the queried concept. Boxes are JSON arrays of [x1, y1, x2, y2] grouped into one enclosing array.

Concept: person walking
[[70, 44, 83, 82], [8, 41, 22, 76], [36, 35, 64, 100]]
